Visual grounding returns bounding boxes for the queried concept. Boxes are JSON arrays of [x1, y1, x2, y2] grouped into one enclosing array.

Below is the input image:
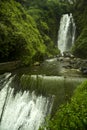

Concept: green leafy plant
[[43, 80, 87, 130]]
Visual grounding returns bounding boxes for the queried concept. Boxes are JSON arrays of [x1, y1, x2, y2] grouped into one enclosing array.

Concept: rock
[[62, 65, 72, 69], [63, 57, 70, 62], [46, 58, 57, 62], [69, 60, 75, 65], [63, 51, 74, 58], [63, 51, 70, 57], [56, 54, 62, 58], [82, 60, 87, 65], [80, 67, 87, 74], [70, 54, 75, 58], [73, 58, 77, 61], [33, 62, 40, 66], [58, 57, 64, 61], [83, 70, 87, 74]]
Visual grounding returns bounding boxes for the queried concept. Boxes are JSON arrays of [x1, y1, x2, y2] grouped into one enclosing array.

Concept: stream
[[0, 58, 86, 130]]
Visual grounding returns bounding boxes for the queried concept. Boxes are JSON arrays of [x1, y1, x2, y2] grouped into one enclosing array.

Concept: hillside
[[72, 0, 87, 58], [0, 0, 87, 64], [0, 0, 62, 65]]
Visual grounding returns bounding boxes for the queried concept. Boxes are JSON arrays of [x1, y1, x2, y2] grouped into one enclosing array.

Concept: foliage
[[27, 0, 70, 43], [72, 28, 87, 58], [0, 0, 72, 64], [0, 0, 60, 64], [0, 0, 47, 64], [16, 0, 70, 55], [41, 80, 87, 130], [71, 0, 87, 58]]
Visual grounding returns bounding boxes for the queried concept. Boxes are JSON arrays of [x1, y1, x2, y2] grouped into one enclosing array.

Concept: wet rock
[[63, 57, 71, 62], [69, 60, 75, 65], [63, 52, 74, 58], [56, 54, 62, 58], [34, 62, 40, 66], [63, 51, 70, 57], [73, 58, 77, 61], [82, 60, 87, 65], [63, 65, 72, 69], [57, 52, 87, 74], [80, 67, 87, 74], [70, 54, 75, 58], [58, 57, 64, 61]]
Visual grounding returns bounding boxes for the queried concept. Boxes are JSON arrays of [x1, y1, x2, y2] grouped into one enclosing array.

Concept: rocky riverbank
[[0, 53, 87, 76], [57, 52, 87, 75]]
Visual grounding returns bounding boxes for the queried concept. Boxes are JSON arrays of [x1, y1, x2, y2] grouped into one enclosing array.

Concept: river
[[0, 58, 86, 130]]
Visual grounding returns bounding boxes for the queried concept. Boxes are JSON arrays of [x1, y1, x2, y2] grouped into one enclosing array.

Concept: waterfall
[[58, 13, 76, 55], [0, 73, 52, 130], [0, 73, 85, 130]]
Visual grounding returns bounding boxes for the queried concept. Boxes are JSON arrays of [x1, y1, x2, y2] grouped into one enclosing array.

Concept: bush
[[44, 80, 87, 130], [0, 0, 47, 64], [72, 28, 87, 58]]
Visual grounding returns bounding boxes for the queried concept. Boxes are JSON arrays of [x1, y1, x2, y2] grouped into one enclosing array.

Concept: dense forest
[[0, 0, 57, 64], [0, 0, 87, 64], [0, 0, 72, 65]]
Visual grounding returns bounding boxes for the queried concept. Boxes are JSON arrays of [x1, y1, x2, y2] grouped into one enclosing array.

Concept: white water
[[0, 73, 52, 130], [58, 13, 76, 55]]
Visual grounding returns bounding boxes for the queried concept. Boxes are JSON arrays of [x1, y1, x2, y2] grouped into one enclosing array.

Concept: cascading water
[[0, 73, 52, 130], [0, 72, 86, 130], [58, 13, 76, 55]]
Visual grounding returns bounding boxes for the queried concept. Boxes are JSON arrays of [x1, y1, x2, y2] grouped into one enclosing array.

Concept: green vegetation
[[26, 0, 69, 43], [0, 0, 47, 64], [40, 80, 87, 130], [0, 0, 71, 65], [72, 28, 87, 58], [72, 0, 87, 58], [0, 0, 87, 62]]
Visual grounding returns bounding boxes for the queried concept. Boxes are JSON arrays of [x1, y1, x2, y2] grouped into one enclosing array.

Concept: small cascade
[[58, 13, 76, 55], [0, 73, 52, 130], [0, 73, 86, 130]]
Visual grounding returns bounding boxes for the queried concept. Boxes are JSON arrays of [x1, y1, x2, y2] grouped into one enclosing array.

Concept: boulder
[[63, 57, 71, 62], [80, 67, 87, 74], [58, 57, 64, 62], [63, 51, 70, 57], [33, 62, 40, 66], [70, 54, 75, 58]]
